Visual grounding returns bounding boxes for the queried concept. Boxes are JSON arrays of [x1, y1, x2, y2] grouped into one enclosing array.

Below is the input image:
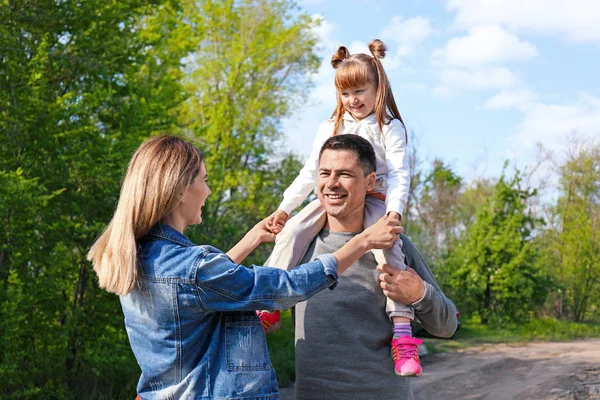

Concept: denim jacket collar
[[147, 223, 194, 247]]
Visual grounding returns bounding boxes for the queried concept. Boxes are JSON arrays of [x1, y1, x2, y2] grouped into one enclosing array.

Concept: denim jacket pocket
[[225, 316, 270, 371]]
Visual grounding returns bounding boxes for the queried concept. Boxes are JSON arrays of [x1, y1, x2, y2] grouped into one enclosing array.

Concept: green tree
[[172, 0, 320, 252], [0, 0, 188, 397], [540, 143, 600, 322], [1, 0, 318, 397], [412, 159, 462, 263], [448, 167, 550, 324]]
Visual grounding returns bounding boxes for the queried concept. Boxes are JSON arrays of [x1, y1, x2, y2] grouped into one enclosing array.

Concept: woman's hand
[[226, 217, 276, 264], [332, 215, 403, 275], [247, 216, 277, 245], [359, 214, 403, 250]]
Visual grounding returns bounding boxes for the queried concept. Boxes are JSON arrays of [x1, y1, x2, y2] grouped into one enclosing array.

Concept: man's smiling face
[[317, 148, 375, 225]]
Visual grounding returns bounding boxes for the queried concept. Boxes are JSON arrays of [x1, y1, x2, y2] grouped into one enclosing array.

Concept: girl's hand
[[266, 209, 289, 234]]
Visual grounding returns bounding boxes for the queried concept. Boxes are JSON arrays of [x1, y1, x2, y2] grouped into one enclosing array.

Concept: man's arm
[[380, 234, 458, 338]]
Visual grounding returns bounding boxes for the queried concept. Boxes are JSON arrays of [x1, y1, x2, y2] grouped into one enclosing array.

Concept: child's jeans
[[266, 195, 414, 320]]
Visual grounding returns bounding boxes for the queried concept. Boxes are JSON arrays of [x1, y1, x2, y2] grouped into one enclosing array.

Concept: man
[[292, 134, 458, 400]]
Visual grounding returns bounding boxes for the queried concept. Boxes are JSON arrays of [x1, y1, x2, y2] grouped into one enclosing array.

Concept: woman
[[88, 135, 401, 399]]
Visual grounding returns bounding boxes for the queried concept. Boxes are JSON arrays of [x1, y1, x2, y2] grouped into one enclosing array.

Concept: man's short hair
[[319, 134, 377, 175]]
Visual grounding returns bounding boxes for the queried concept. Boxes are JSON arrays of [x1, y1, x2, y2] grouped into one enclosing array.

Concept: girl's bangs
[[334, 61, 371, 90]]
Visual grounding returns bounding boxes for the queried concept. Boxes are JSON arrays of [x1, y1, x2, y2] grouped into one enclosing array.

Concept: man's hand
[[266, 209, 289, 234], [377, 263, 425, 305], [387, 211, 402, 223]]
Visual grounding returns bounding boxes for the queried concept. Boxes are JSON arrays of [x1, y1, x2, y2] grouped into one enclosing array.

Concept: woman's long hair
[[330, 39, 406, 139], [87, 135, 203, 295]]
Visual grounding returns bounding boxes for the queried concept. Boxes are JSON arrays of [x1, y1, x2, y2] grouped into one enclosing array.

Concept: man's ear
[[366, 172, 376, 191]]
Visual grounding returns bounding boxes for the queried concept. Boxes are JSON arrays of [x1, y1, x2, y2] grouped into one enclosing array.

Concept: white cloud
[[432, 86, 453, 98], [517, 94, 600, 150], [484, 91, 600, 151], [438, 67, 519, 92], [311, 15, 337, 54], [484, 89, 538, 110], [399, 82, 427, 92], [379, 16, 433, 70], [282, 16, 338, 157], [380, 16, 433, 46], [348, 40, 370, 55], [433, 26, 538, 67], [447, 0, 600, 43]]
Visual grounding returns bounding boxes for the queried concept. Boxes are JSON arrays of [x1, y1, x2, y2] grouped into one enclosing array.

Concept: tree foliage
[[540, 143, 600, 322], [446, 167, 550, 324], [174, 0, 319, 252], [0, 0, 315, 397]]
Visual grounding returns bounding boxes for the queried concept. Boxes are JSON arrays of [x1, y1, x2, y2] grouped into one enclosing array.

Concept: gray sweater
[[294, 230, 457, 400]]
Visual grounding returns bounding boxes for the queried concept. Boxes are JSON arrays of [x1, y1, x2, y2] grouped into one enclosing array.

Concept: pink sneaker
[[256, 310, 281, 334], [391, 335, 423, 377]]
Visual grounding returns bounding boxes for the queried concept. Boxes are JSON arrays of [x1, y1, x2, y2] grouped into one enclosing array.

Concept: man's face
[[317, 149, 375, 224]]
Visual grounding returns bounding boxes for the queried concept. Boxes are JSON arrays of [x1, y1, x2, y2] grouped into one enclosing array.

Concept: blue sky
[[282, 0, 600, 187]]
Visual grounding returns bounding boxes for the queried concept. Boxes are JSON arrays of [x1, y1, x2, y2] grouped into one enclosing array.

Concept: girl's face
[[340, 80, 377, 121], [180, 161, 211, 227]]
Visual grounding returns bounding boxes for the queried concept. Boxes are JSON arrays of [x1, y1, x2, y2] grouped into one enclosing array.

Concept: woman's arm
[[226, 217, 275, 264], [199, 215, 402, 312]]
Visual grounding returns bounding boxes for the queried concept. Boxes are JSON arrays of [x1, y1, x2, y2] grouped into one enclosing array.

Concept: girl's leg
[[364, 196, 422, 377], [364, 197, 414, 320], [265, 199, 326, 270]]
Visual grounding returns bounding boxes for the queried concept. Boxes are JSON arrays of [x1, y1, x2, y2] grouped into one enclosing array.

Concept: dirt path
[[279, 339, 600, 399], [413, 339, 600, 400]]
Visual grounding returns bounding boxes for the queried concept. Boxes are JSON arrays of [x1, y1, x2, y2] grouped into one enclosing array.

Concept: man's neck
[[325, 214, 364, 233]]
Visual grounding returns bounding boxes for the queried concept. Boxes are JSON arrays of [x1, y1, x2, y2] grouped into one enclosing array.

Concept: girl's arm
[[383, 120, 410, 218], [277, 120, 333, 215]]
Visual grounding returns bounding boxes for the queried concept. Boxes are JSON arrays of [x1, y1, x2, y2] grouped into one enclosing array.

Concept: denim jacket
[[120, 224, 338, 399]]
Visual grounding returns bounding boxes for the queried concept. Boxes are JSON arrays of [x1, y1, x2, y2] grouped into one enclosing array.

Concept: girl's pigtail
[[369, 39, 407, 140], [331, 46, 350, 69], [369, 39, 387, 60], [331, 46, 351, 135]]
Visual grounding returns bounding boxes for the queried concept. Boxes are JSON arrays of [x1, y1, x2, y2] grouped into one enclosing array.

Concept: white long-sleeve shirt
[[279, 112, 410, 217]]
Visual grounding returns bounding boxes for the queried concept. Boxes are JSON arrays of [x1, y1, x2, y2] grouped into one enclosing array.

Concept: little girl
[[260, 39, 422, 377]]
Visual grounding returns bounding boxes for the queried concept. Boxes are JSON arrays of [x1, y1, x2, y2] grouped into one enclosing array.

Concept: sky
[[282, 0, 600, 187]]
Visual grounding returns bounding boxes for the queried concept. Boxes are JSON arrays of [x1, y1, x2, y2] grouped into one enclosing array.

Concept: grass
[[266, 309, 296, 386], [267, 313, 600, 385], [421, 317, 600, 354]]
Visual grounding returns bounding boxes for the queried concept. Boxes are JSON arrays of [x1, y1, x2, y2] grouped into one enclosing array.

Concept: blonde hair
[[330, 39, 406, 139], [87, 135, 204, 295]]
